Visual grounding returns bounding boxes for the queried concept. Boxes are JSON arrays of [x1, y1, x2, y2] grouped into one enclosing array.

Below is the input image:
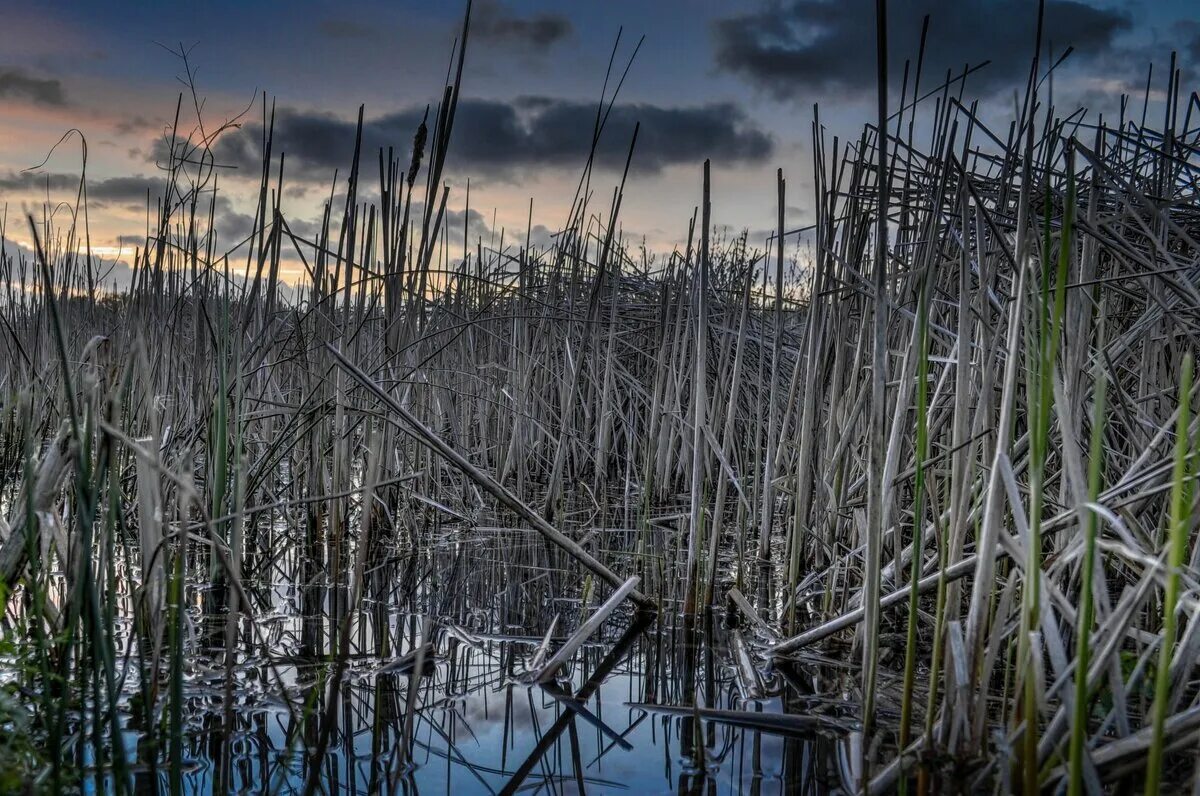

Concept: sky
[[0, 0, 1197, 283]]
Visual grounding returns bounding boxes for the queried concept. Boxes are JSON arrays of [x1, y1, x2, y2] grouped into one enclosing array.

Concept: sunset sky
[[1, 0, 1196, 283]]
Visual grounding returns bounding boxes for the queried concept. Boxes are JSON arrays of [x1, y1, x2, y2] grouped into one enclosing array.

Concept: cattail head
[[407, 108, 429, 189]]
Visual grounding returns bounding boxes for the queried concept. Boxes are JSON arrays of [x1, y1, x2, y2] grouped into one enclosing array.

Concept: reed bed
[[1, 4, 1200, 793]]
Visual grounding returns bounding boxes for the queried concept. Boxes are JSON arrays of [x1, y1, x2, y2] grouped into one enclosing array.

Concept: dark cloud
[[206, 97, 773, 182], [473, 0, 571, 49], [212, 198, 256, 245], [89, 176, 167, 206], [114, 115, 154, 136], [1, 236, 35, 266], [0, 171, 78, 194], [713, 0, 1132, 100], [1183, 21, 1200, 64], [444, 207, 493, 245], [0, 171, 165, 208], [0, 67, 66, 106]]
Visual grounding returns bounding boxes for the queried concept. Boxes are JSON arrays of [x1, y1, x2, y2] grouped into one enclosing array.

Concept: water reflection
[[124, 603, 853, 793], [32, 526, 857, 794]]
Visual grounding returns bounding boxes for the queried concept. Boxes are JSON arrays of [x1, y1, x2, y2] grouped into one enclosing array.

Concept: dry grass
[[1, 3, 1199, 793]]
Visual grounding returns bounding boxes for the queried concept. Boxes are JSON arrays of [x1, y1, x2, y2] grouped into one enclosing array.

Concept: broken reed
[[1, 29, 1200, 796]]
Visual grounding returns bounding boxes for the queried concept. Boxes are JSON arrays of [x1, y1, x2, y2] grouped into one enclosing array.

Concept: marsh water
[[26, 520, 860, 795]]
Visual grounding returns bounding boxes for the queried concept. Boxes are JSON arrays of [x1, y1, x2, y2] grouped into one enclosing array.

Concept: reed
[[1145, 354, 1194, 793], [0, 2, 1197, 791]]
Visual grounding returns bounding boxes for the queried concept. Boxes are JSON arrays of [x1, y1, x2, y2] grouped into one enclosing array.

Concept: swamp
[[2, 1, 1200, 793]]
